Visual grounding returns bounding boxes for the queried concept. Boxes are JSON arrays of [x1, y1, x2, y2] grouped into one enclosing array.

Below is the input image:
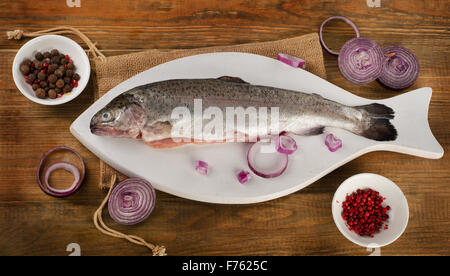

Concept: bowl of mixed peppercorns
[[332, 173, 409, 248], [12, 35, 90, 105]]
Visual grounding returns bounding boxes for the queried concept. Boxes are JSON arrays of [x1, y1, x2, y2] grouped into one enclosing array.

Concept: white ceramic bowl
[[332, 173, 409, 248], [12, 35, 90, 105]]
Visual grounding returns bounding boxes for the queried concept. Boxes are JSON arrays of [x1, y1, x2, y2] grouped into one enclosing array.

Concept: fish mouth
[[90, 125, 125, 137], [90, 118, 115, 136], [90, 125, 111, 136], [90, 123, 141, 139], [90, 116, 114, 136]]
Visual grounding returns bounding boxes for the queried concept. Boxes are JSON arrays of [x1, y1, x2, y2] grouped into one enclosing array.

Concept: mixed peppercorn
[[19, 49, 80, 99], [341, 188, 390, 237]]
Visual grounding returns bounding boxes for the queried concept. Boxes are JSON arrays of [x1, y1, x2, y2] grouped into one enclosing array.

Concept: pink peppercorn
[[341, 188, 390, 237]]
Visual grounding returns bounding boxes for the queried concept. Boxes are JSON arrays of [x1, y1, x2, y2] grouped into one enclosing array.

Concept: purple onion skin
[[338, 37, 384, 84], [378, 46, 419, 90]]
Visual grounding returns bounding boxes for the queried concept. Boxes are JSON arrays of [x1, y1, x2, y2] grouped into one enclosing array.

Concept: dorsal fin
[[217, 76, 249, 84]]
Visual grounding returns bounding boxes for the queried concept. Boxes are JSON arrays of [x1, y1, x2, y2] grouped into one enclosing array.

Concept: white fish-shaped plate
[[70, 52, 444, 204]]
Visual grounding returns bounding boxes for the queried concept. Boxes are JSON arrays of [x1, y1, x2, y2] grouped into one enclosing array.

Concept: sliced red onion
[[44, 162, 81, 194], [36, 146, 85, 197], [338, 37, 384, 84], [378, 45, 419, 90], [319, 16, 360, 56], [325, 133, 342, 152], [247, 140, 289, 178], [275, 135, 298, 155], [195, 160, 209, 175], [237, 170, 251, 184], [277, 53, 306, 69], [108, 178, 156, 226]]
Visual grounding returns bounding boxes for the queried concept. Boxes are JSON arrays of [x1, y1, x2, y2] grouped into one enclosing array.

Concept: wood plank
[[0, 0, 449, 255]]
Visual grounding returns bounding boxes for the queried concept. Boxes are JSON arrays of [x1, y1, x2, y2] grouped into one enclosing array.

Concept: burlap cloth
[[94, 32, 326, 188]]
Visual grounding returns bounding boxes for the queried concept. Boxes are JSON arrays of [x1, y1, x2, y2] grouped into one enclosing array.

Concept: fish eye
[[101, 111, 113, 122]]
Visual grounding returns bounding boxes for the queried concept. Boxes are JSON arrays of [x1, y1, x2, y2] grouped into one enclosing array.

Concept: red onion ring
[[247, 140, 289, 178], [36, 146, 85, 197], [275, 135, 298, 155], [108, 178, 156, 226], [44, 162, 81, 194], [338, 37, 384, 84], [319, 16, 360, 56], [378, 45, 420, 90]]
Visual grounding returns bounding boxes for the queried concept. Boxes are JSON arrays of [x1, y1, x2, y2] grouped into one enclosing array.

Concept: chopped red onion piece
[[319, 16, 360, 56], [378, 45, 419, 90], [108, 178, 156, 225], [237, 170, 251, 184], [338, 37, 384, 84], [325, 133, 343, 152], [277, 53, 306, 69], [195, 160, 209, 175], [275, 135, 298, 155]]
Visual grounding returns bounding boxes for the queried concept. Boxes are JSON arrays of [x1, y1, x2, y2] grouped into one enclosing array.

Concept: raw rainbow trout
[[90, 77, 397, 148]]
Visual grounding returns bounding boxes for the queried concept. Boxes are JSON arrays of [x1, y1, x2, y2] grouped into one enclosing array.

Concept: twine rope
[[6, 26, 106, 62], [93, 174, 167, 256]]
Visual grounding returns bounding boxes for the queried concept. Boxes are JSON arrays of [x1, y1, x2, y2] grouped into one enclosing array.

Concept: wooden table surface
[[0, 0, 449, 256]]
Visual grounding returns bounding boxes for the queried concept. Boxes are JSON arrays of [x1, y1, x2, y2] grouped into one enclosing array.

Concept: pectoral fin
[[295, 126, 325, 136], [304, 126, 325, 135], [141, 121, 173, 141]]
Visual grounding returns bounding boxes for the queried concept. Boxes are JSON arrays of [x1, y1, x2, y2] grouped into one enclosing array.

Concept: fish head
[[90, 93, 146, 139]]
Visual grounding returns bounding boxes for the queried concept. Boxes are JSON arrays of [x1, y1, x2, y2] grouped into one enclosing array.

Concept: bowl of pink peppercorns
[[332, 173, 409, 248], [12, 35, 90, 105]]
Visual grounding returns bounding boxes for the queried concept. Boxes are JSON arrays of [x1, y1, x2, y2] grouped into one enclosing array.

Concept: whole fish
[[90, 76, 397, 148]]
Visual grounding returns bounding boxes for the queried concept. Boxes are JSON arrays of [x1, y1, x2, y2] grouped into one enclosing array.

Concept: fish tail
[[355, 103, 397, 141], [356, 103, 395, 119], [352, 87, 443, 159]]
